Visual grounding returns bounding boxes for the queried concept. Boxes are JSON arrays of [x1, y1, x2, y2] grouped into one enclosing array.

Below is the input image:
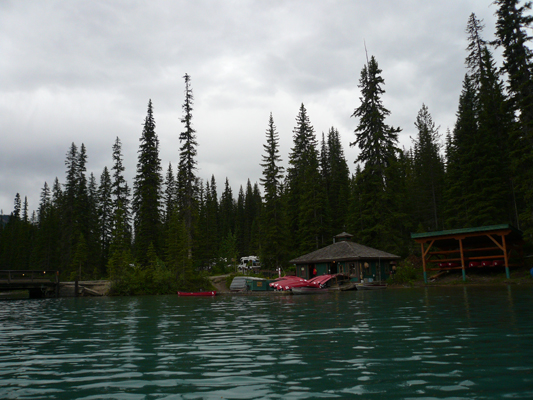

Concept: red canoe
[[177, 291, 216, 296]]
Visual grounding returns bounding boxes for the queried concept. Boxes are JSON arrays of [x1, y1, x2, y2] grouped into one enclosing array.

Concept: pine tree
[[206, 176, 220, 263], [13, 193, 21, 220], [166, 209, 191, 280], [260, 113, 286, 269], [2, 194, 25, 269], [444, 75, 478, 228], [412, 104, 445, 231], [474, 47, 514, 225], [325, 127, 350, 235], [76, 145, 94, 264], [286, 104, 325, 254], [98, 167, 113, 275], [133, 99, 162, 266], [235, 185, 246, 255], [493, 0, 533, 239], [177, 73, 198, 260], [465, 13, 487, 88], [61, 143, 80, 274], [350, 55, 402, 251], [32, 182, 60, 270], [111, 137, 132, 254], [244, 180, 261, 256], [444, 14, 514, 229], [219, 178, 235, 241], [164, 163, 177, 224]]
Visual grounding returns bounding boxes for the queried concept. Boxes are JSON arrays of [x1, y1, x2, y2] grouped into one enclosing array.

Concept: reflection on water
[[0, 286, 532, 399]]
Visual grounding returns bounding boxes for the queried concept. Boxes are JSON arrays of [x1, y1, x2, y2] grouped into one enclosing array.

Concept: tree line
[[1, 1, 532, 291]]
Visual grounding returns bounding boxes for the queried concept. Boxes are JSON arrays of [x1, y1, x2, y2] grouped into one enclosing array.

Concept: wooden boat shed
[[411, 224, 524, 283], [290, 232, 401, 282]]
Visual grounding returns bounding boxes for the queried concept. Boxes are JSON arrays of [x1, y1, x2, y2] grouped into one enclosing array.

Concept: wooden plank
[[427, 258, 463, 263], [486, 234, 504, 251]]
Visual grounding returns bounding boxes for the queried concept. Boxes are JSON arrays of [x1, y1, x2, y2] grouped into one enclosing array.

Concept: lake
[[0, 285, 532, 399]]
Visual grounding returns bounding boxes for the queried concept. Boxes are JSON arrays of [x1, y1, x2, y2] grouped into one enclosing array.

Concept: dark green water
[[1, 286, 532, 399]]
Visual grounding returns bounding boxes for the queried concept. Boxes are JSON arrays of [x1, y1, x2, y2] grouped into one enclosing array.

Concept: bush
[[393, 259, 420, 285], [176, 273, 214, 293]]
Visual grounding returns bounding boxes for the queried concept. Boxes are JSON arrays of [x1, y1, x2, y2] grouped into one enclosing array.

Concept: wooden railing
[[0, 270, 60, 284]]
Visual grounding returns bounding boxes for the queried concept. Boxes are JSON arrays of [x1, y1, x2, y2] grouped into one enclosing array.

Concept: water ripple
[[0, 287, 532, 399]]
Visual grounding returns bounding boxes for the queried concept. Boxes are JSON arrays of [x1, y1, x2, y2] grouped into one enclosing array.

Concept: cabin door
[[350, 262, 362, 281], [330, 261, 338, 274]]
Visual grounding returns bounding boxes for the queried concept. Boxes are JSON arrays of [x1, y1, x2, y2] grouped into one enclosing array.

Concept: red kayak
[[177, 291, 216, 296]]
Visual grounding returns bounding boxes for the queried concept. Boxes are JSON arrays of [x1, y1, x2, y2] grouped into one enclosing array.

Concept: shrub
[[393, 259, 420, 285]]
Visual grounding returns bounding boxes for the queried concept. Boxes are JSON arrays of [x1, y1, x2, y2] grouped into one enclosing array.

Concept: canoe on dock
[[177, 291, 216, 296]]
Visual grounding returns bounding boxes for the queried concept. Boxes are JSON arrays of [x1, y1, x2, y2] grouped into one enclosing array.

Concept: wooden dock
[[0, 270, 60, 298]]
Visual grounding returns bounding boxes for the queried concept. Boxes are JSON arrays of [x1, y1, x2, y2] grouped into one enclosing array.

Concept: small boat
[[177, 291, 216, 296], [291, 286, 329, 295], [355, 282, 387, 290]]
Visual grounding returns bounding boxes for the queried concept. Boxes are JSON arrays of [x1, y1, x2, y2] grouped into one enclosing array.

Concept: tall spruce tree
[[164, 163, 177, 224], [98, 167, 113, 275], [412, 104, 445, 231], [235, 185, 245, 256], [325, 127, 350, 236], [350, 55, 402, 251], [111, 137, 131, 252], [243, 179, 261, 256], [219, 178, 235, 241], [444, 14, 514, 229], [206, 176, 219, 262], [444, 75, 478, 228], [493, 0, 533, 239], [133, 99, 162, 266], [177, 73, 198, 260], [260, 113, 286, 268], [474, 47, 514, 225], [286, 104, 326, 254], [466, 13, 488, 88], [61, 143, 81, 275], [32, 182, 60, 270]]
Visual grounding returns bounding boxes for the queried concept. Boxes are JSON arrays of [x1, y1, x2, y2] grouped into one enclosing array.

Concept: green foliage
[[133, 99, 162, 266], [111, 261, 179, 296], [392, 260, 420, 285], [349, 56, 403, 253], [177, 73, 198, 261], [493, 0, 533, 242], [286, 104, 327, 255], [260, 113, 286, 268], [412, 104, 445, 232]]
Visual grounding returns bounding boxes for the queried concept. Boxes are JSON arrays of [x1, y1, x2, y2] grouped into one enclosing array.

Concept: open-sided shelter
[[290, 232, 401, 282], [411, 224, 524, 283]]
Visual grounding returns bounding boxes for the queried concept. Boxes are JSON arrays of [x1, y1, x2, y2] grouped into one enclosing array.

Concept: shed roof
[[410, 224, 521, 241], [290, 240, 400, 264]]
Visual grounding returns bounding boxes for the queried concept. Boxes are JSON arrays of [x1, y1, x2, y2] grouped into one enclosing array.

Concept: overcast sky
[[1, 0, 503, 215]]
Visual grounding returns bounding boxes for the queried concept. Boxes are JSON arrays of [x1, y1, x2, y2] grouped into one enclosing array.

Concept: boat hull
[[291, 286, 329, 295], [177, 291, 216, 296], [355, 283, 387, 290]]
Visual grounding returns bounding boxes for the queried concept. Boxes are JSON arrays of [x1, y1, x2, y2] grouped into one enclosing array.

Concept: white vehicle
[[238, 256, 260, 272]]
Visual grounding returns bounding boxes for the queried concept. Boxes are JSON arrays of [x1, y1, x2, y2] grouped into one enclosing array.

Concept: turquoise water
[[0, 286, 532, 399]]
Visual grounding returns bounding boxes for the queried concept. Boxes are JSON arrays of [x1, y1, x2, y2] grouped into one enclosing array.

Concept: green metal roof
[[410, 224, 521, 240]]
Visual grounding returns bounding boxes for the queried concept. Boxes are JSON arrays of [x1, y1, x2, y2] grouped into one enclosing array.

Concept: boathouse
[[290, 232, 401, 282], [411, 224, 524, 283]]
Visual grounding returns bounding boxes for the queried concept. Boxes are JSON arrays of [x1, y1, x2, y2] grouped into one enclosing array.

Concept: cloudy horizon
[[1, 0, 504, 215]]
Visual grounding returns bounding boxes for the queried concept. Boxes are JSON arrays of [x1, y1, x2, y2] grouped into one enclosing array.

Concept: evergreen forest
[[1, 2, 533, 293]]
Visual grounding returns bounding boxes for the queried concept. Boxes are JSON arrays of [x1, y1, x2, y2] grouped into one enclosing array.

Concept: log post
[[459, 238, 466, 281], [503, 235, 510, 279]]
